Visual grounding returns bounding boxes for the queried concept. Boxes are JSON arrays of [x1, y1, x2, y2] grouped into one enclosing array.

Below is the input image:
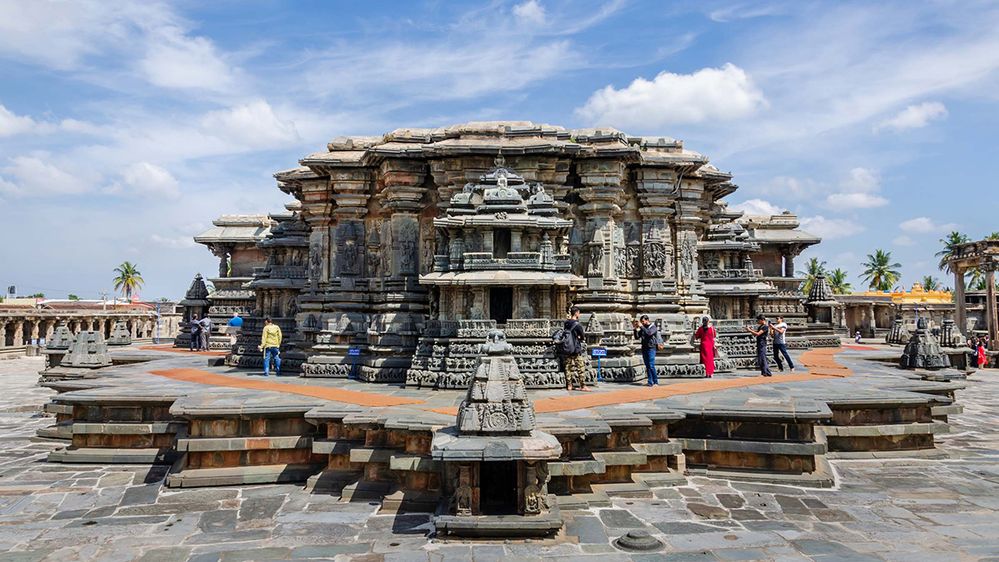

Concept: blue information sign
[[591, 347, 607, 357], [347, 347, 361, 357]]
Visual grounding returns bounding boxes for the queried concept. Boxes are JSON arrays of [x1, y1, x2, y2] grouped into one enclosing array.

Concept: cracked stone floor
[[1, 355, 997, 561]]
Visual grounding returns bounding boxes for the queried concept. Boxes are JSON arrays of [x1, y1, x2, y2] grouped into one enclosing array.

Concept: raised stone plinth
[[900, 318, 951, 369]]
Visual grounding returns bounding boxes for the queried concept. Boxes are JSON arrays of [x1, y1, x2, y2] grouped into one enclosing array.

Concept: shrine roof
[[194, 215, 272, 245]]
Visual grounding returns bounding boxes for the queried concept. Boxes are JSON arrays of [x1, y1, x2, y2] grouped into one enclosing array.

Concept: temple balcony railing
[[432, 252, 572, 272], [699, 268, 764, 280], [761, 276, 806, 295]]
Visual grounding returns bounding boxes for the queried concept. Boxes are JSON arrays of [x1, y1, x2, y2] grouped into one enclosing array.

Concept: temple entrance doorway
[[494, 229, 511, 259], [479, 461, 518, 515], [489, 287, 513, 325]]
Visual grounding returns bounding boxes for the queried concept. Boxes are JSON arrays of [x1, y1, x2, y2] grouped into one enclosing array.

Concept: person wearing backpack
[[555, 306, 589, 392], [633, 314, 663, 386]]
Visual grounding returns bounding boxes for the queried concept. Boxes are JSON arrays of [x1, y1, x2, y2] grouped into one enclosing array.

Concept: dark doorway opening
[[494, 229, 511, 259], [490, 287, 513, 325], [479, 461, 518, 515]]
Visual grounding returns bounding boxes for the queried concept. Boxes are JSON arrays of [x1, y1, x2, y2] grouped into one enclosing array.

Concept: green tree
[[828, 268, 853, 294], [112, 261, 145, 301], [862, 249, 902, 291], [936, 231, 970, 273], [798, 257, 828, 294], [67, 294, 80, 301], [28, 292, 45, 298], [985, 232, 999, 240], [920, 276, 941, 291]]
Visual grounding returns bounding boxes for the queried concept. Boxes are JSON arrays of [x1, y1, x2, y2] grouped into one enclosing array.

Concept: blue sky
[[1, 0, 997, 299]]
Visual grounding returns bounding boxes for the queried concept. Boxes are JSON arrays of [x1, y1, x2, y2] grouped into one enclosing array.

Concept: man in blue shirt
[[227, 313, 244, 346]]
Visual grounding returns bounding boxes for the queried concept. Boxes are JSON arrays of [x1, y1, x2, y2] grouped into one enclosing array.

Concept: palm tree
[[920, 276, 940, 291], [113, 261, 145, 301], [986, 232, 999, 241], [936, 231, 970, 273], [862, 249, 902, 291], [969, 268, 989, 291], [797, 257, 828, 294], [828, 268, 853, 294]]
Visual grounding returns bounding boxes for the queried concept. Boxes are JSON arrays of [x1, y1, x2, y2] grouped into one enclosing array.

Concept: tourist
[[227, 312, 243, 346], [745, 314, 772, 377], [854, 330, 863, 344], [189, 314, 201, 352], [977, 338, 988, 369], [693, 316, 717, 378], [770, 315, 795, 372], [558, 306, 589, 391], [198, 315, 212, 351], [633, 315, 663, 386], [259, 317, 283, 376]]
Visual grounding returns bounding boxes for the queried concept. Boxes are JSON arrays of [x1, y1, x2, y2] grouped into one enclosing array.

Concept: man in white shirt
[[770, 316, 795, 372]]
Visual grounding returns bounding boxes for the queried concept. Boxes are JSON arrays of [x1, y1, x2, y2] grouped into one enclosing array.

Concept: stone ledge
[[590, 482, 653, 498], [686, 455, 835, 488], [591, 450, 648, 466], [434, 500, 562, 537], [348, 447, 395, 464], [555, 491, 611, 510], [931, 404, 963, 417], [388, 454, 440, 472], [677, 437, 826, 456], [43, 403, 73, 415], [166, 462, 322, 488], [312, 439, 356, 455], [73, 422, 186, 435], [548, 458, 606, 476], [48, 447, 175, 464], [817, 421, 948, 438], [176, 435, 311, 452], [827, 448, 950, 460], [632, 470, 685, 487], [632, 441, 683, 456]]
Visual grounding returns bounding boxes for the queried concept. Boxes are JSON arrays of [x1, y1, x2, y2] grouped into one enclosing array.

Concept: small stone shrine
[[431, 329, 562, 537], [42, 323, 75, 369], [885, 314, 910, 346], [106, 320, 132, 346], [899, 317, 951, 369], [174, 274, 210, 349]]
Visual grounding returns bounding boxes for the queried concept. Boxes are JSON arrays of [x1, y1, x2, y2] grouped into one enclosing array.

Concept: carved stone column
[[13, 322, 24, 346], [986, 266, 997, 350], [954, 268, 967, 336], [0, 323, 6, 347]]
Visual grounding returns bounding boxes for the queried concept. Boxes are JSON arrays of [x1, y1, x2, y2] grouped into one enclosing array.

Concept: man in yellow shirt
[[258, 317, 283, 376]]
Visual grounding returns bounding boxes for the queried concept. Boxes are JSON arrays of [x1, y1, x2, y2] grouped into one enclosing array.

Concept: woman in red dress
[[977, 339, 988, 369], [694, 317, 717, 378]]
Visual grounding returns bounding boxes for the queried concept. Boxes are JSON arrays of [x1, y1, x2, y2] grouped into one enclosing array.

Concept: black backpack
[[553, 327, 578, 357]]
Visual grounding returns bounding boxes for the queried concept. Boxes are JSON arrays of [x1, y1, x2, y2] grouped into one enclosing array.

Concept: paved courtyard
[[1, 354, 997, 561]]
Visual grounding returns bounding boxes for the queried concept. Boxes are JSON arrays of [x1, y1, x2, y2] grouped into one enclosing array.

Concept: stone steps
[[48, 447, 175, 464], [166, 461, 322, 487]]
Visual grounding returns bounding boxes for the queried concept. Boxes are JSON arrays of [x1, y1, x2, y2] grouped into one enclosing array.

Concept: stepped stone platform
[[33, 340, 968, 517]]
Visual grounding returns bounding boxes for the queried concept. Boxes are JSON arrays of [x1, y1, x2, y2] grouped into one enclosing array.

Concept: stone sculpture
[[107, 320, 131, 346]]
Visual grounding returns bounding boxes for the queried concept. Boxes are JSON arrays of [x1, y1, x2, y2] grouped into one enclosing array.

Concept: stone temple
[[197, 121, 826, 387]]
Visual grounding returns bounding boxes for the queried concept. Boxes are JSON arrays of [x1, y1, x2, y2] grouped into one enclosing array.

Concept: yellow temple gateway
[[838, 283, 954, 339]]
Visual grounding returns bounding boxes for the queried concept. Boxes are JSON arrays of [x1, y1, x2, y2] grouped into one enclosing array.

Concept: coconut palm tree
[[797, 257, 828, 294], [986, 232, 999, 241], [936, 231, 970, 273], [862, 249, 901, 291], [828, 268, 853, 294], [920, 276, 941, 291], [113, 261, 145, 301]]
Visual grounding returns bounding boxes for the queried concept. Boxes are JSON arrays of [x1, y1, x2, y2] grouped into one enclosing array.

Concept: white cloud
[[800, 215, 864, 240], [513, 0, 546, 25], [875, 101, 948, 133], [105, 162, 181, 199], [825, 192, 889, 209], [729, 198, 783, 216], [892, 235, 915, 246], [756, 175, 818, 199], [823, 167, 888, 209], [200, 100, 300, 149], [139, 26, 238, 92], [150, 234, 195, 249], [575, 63, 767, 129], [898, 217, 958, 233], [0, 104, 50, 137], [0, 155, 88, 197], [709, 3, 785, 22]]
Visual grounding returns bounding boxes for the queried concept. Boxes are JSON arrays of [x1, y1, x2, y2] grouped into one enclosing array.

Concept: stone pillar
[[129, 320, 138, 339], [29, 320, 39, 342], [13, 322, 24, 346], [44, 320, 54, 342], [784, 252, 795, 278], [954, 269, 967, 337], [0, 323, 6, 348], [987, 268, 998, 351], [511, 229, 523, 253]]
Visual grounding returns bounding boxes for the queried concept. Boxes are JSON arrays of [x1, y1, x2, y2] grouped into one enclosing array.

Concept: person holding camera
[[633, 314, 664, 386], [770, 315, 794, 372], [745, 314, 772, 377]]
